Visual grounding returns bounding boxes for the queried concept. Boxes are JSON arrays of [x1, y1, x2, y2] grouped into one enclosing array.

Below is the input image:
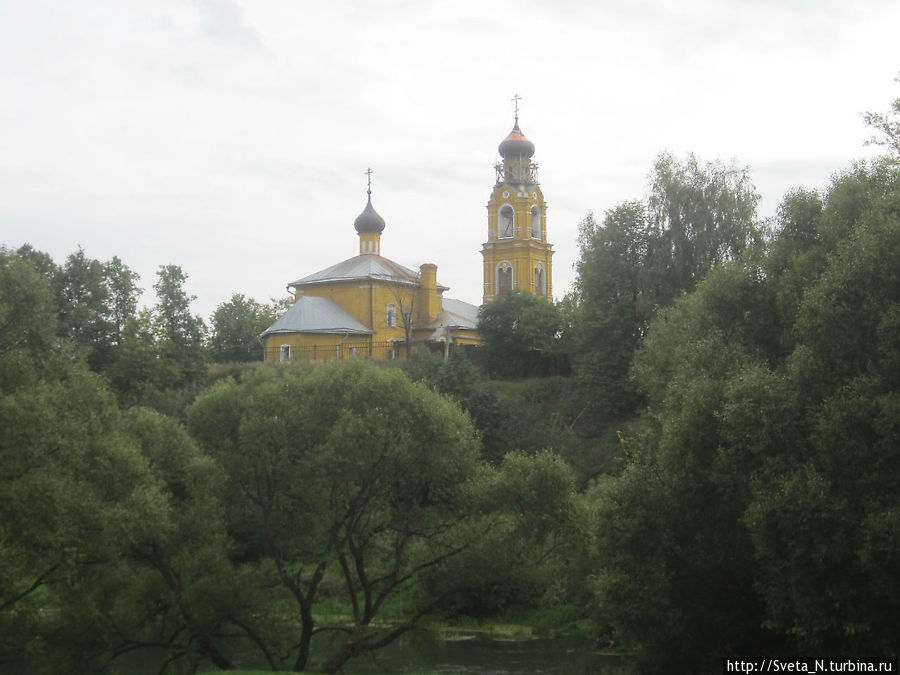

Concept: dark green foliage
[[107, 265, 206, 416], [208, 292, 280, 363], [573, 153, 760, 408], [478, 289, 562, 378], [186, 360, 484, 672], [421, 450, 592, 623], [0, 254, 170, 669], [863, 73, 900, 158], [593, 158, 900, 670]]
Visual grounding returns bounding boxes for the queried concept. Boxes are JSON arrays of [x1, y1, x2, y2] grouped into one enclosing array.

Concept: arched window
[[534, 264, 546, 296], [497, 262, 513, 295], [386, 303, 397, 328], [499, 205, 514, 239], [531, 206, 541, 239], [280, 344, 291, 362]]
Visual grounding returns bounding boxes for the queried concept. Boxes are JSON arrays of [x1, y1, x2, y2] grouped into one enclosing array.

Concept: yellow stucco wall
[[263, 332, 378, 362], [481, 182, 554, 304], [263, 268, 458, 363]]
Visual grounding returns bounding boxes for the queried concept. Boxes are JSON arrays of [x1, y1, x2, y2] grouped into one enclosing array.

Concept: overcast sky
[[2, 0, 898, 319]]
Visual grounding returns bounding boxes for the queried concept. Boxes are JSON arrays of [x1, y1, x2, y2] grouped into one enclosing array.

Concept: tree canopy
[[185, 360, 484, 672], [573, 152, 760, 407], [478, 289, 561, 378], [592, 157, 900, 671]]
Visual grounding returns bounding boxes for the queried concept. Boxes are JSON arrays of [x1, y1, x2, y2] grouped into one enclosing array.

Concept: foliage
[[592, 159, 900, 671], [573, 153, 760, 408], [208, 293, 281, 363], [863, 73, 900, 158], [186, 360, 483, 672], [107, 265, 206, 416], [0, 252, 170, 669], [421, 450, 591, 621], [0, 248, 58, 387], [478, 290, 562, 378], [12, 245, 142, 374]]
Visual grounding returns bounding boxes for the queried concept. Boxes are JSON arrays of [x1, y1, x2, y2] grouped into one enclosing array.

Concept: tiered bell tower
[[481, 97, 553, 304]]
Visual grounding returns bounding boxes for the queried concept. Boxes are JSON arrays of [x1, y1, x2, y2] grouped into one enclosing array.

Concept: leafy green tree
[[573, 206, 651, 408], [863, 73, 900, 158], [0, 251, 168, 669], [103, 255, 141, 352], [10, 246, 142, 375], [424, 449, 592, 620], [0, 248, 58, 387], [186, 360, 483, 672], [153, 264, 206, 383], [478, 290, 561, 378], [82, 407, 242, 672], [107, 265, 205, 415], [592, 158, 900, 670], [56, 248, 114, 368], [573, 153, 760, 407], [208, 292, 276, 362]]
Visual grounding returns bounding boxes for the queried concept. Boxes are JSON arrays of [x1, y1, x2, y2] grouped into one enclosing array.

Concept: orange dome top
[[498, 119, 535, 159]]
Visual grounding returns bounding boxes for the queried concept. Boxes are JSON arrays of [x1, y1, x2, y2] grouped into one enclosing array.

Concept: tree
[[103, 255, 141, 352], [478, 290, 561, 378], [422, 449, 592, 620], [56, 248, 115, 369], [208, 293, 276, 363], [0, 251, 168, 669], [152, 264, 206, 382], [573, 206, 651, 408], [592, 158, 900, 670], [863, 73, 900, 158], [573, 152, 760, 408], [0, 248, 58, 385], [186, 360, 483, 672]]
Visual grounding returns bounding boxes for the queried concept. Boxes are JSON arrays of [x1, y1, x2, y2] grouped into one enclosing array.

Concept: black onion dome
[[353, 194, 386, 234], [498, 120, 535, 159]]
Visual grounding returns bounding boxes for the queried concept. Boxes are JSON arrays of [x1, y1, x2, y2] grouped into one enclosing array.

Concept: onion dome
[[498, 119, 535, 159], [353, 192, 386, 234]]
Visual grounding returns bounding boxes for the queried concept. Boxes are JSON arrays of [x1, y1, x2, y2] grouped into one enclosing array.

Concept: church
[[261, 107, 554, 362]]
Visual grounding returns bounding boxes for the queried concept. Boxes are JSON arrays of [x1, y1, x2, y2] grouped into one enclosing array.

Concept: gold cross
[[511, 93, 522, 120]]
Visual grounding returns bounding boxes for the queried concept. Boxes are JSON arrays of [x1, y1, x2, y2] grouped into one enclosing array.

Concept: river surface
[[301, 632, 635, 674], [5, 632, 636, 674]]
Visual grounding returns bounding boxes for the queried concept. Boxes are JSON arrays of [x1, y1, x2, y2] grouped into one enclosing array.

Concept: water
[[328, 632, 635, 674], [4, 632, 635, 674]]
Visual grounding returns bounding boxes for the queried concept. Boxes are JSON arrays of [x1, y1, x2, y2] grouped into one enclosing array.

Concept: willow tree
[[186, 360, 482, 673]]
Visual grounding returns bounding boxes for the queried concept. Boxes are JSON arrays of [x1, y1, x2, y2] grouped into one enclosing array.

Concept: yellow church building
[[262, 109, 553, 362]]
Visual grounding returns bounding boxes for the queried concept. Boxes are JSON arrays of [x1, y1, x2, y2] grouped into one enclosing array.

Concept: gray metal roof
[[262, 296, 373, 336], [434, 297, 480, 330], [290, 255, 423, 287]]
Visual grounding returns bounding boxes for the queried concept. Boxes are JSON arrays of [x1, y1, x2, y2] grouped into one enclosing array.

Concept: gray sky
[[2, 0, 898, 319]]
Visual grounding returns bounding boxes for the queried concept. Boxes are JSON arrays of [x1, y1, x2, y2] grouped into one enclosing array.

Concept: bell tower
[[481, 96, 553, 304]]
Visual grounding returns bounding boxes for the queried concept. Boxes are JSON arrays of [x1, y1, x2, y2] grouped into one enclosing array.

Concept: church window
[[280, 344, 291, 362], [534, 264, 546, 296], [497, 262, 513, 295], [531, 206, 541, 238], [499, 205, 514, 239], [386, 304, 397, 328], [349, 346, 357, 357]]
